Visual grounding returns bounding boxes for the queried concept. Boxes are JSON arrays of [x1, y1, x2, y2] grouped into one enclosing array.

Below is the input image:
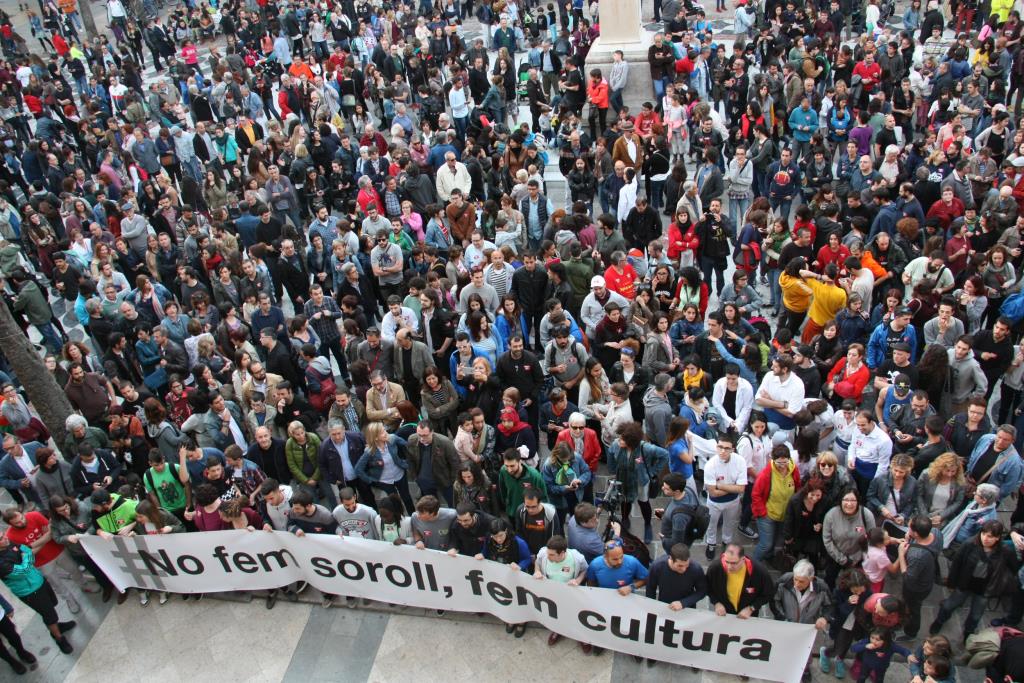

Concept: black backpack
[[620, 530, 652, 567]]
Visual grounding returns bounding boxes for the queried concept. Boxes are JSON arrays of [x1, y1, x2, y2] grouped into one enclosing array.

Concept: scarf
[[497, 408, 528, 436], [941, 501, 997, 549], [682, 369, 707, 392]]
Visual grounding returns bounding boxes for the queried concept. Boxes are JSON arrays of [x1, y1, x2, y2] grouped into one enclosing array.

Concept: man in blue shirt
[[586, 538, 649, 656]]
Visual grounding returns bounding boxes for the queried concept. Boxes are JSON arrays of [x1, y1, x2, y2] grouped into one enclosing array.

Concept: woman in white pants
[[701, 435, 748, 560]]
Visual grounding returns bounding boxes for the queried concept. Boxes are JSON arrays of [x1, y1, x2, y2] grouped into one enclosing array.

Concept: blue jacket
[[866, 322, 918, 369], [354, 436, 409, 484], [788, 107, 819, 142], [968, 434, 1023, 500], [449, 349, 481, 399], [541, 454, 593, 510], [607, 442, 670, 494], [0, 441, 44, 491], [678, 403, 710, 438]]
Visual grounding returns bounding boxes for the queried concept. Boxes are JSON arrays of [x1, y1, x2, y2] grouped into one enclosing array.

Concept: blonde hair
[[287, 420, 305, 438], [927, 452, 965, 485], [817, 451, 839, 468], [364, 421, 388, 447]]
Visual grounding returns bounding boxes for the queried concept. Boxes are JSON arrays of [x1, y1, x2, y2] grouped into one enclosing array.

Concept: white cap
[[590, 276, 606, 288]]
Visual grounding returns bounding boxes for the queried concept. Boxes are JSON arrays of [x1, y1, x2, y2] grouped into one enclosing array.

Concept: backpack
[[683, 502, 710, 545], [964, 627, 1023, 669], [1001, 291, 1024, 324], [620, 529, 652, 567]]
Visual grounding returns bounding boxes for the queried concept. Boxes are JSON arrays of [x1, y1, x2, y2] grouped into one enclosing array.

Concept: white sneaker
[[158, 592, 168, 605], [68, 601, 81, 614], [139, 591, 150, 606]]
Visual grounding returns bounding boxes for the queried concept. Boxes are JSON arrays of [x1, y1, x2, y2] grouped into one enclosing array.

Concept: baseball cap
[[620, 347, 636, 358], [893, 373, 912, 394], [590, 275, 606, 288], [895, 306, 913, 317], [90, 490, 112, 506], [891, 342, 912, 353]]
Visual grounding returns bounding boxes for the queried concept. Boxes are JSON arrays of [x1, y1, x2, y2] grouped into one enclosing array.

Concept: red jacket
[[668, 221, 698, 260], [554, 427, 601, 473], [587, 78, 609, 109], [827, 357, 871, 401], [277, 90, 292, 118], [751, 463, 801, 518]]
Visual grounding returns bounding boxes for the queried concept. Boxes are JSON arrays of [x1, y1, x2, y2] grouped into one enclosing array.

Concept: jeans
[[934, 589, 986, 637], [610, 88, 624, 113], [654, 77, 666, 100], [700, 256, 726, 295], [318, 338, 349, 381], [903, 585, 931, 637], [36, 322, 63, 353], [729, 196, 751, 225], [768, 267, 782, 314], [453, 115, 468, 140], [651, 180, 665, 211], [417, 482, 455, 507], [770, 197, 794, 222], [753, 517, 782, 561]]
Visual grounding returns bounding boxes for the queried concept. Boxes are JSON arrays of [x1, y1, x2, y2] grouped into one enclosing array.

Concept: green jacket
[[0, 544, 43, 597], [91, 493, 138, 535], [13, 280, 53, 326], [563, 256, 596, 310], [497, 464, 547, 517], [285, 433, 323, 483]]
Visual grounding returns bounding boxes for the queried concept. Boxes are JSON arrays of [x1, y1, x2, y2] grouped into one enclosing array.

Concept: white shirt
[[757, 371, 805, 413], [848, 424, 894, 476], [703, 454, 748, 505], [736, 433, 771, 473], [380, 307, 420, 342]]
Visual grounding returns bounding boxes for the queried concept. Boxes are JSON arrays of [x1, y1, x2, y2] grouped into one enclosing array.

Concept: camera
[[595, 479, 623, 540]]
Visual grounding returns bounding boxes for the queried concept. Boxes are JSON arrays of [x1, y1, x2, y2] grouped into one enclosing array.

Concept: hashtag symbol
[[108, 537, 167, 591]]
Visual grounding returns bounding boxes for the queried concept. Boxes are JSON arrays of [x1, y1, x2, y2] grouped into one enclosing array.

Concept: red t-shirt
[[6, 511, 63, 566], [604, 264, 638, 300]]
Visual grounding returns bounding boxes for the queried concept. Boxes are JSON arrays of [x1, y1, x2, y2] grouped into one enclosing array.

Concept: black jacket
[[69, 449, 123, 499], [705, 556, 775, 615], [317, 431, 367, 486], [496, 350, 545, 400]]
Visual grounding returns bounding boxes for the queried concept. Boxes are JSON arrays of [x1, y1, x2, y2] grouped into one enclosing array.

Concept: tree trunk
[[0, 299, 72, 449], [78, 0, 99, 39]]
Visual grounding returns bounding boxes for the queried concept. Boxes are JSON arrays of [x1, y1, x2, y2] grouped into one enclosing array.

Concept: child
[[908, 635, 955, 683], [851, 628, 911, 683], [668, 304, 703, 358], [861, 527, 899, 592]]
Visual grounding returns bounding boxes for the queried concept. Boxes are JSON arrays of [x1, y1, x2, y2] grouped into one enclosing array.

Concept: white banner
[[80, 531, 815, 681]]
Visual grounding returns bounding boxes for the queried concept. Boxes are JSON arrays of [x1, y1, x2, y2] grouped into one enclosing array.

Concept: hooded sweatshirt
[[642, 387, 674, 446], [946, 347, 989, 402]]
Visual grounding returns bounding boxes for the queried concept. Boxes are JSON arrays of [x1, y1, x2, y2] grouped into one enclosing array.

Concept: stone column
[[585, 0, 656, 110]]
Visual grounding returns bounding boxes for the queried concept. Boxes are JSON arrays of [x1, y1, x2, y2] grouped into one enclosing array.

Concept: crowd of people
[[2, 0, 1024, 678]]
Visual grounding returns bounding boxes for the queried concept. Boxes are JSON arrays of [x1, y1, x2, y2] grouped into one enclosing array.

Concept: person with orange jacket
[[750, 445, 801, 563], [586, 68, 610, 142]]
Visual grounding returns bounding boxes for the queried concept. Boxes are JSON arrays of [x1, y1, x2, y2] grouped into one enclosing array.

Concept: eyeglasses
[[819, 463, 835, 469], [604, 539, 623, 550], [570, 425, 585, 431]]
